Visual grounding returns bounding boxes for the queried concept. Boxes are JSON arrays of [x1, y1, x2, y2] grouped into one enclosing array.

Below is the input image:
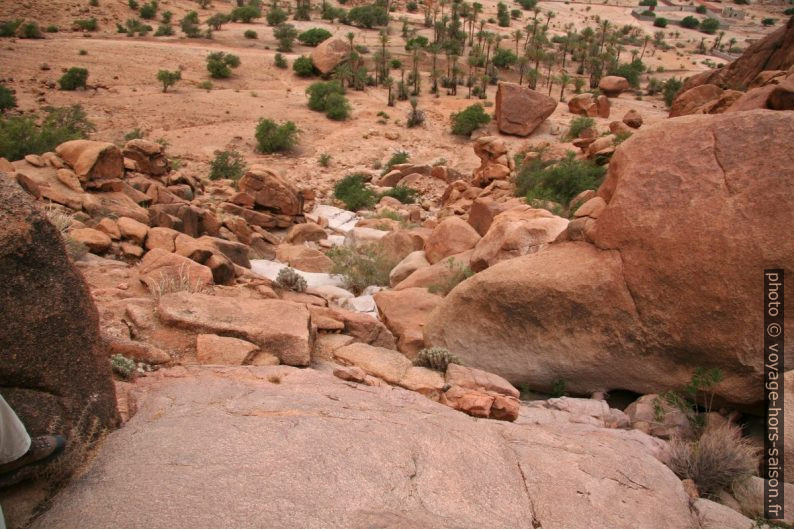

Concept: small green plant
[[427, 259, 474, 296], [266, 6, 288, 25], [662, 77, 683, 107], [298, 27, 332, 46], [274, 53, 288, 68], [413, 347, 462, 372], [78, 49, 88, 56], [206, 52, 241, 78], [206, 13, 230, 30], [124, 128, 143, 141], [379, 185, 418, 204], [209, 149, 246, 180], [381, 150, 409, 174], [333, 173, 376, 210], [318, 153, 331, 167], [128, 0, 139, 9], [45, 25, 59, 32], [327, 243, 397, 294], [515, 151, 606, 207], [700, 17, 720, 34], [232, 5, 262, 22], [59, 67, 89, 91], [156, 69, 181, 92], [551, 378, 568, 398], [89, 0, 99, 5], [680, 15, 699, 29], [656, 367, 724, 431], [275, 267, 308, 292], [0, 105, 95, 161], [324, 93, 351, 120], [254, 118, 299, 153], [306, 81, 351, 120], [197, 80, 213, 91], [273, 23, 298, 52], [406, 97, 424, 128], [19, 21, 44, 38], [74, 17, 98, 31], [0, 85, 17, 112], [293, 56, 316, 77], [110, 354, 137, 380], [450, 103, 491, 136], [564, 116, 595, 140], [139, 1, 157, 19], [653, 17, 668, 27], [244, 29, 258, 39]]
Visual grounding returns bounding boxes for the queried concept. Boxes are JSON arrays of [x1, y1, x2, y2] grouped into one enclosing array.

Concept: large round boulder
[[494, 82, 557, 136], [598, 76, 630, 97], [425, 110, 794, 406], [310, 37, 350, 75]]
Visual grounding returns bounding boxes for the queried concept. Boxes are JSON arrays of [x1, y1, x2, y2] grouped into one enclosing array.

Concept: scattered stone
[[196, 334, 260, 365], [424, 216, 481, 264], [70, 227, 112, 253], [599, 76, 630, 97]]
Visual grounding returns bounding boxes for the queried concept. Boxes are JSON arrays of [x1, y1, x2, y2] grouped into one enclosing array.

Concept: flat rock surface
[[31, 366, 697, 529]]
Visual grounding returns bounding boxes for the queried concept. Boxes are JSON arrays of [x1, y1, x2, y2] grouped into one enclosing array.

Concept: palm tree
[[543, 10, 555, 31], [512, 29, 523, 54], [517, 55, 529, 85], [557, 72, 571, 101], [386, 76, 395, 106], [598, 19, 611, 54], [378, 30, 390, 84]]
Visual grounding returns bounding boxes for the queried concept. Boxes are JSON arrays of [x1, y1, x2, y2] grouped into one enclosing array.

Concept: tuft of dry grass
[[147, 264, 209, 300], [666, 422, 760, 497]]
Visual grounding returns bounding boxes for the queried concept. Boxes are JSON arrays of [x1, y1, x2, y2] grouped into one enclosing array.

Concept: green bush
[[59, 67, 89, 90], [327, 243, 397, 294], [680, 15, 699, 29], [517, 0, 537, 9], [450, 103, 491, 136], [318, 153, 331, 166], [254, 118, 298, 153], [206, 51, 240, 78], [232, 5, 262, 22], [157, 69, 181, 92], [0, 85, 16, 111], [110, 354, 137, 380], [564, 115, 595, 140], [180, 11, 202, 37], [406, 97, 424, 128], [413, 346, 462, 371], [45, 25, 59, 33], [298, 27, 332, 46], [515, 151, 606, 207], [122, 17, 153, 36], [492, 48, 518, 68], [700, 18, 719, 34], [348, 4, 389, 27], [74, 17, 98, 31], [0, 20, 22, 37], [273, 23, 298, 52], [695, 4, 706, 13], [653, 17, 668, 27], [382, 150, 409, 173], [293, 56, 316, 77], [0, 105, 95, 161], [209, 149, 246, 180], [206, 13, 230, 30], [154, 22, 173, 36], [324, 93, 351, 120], [379, 185, 418, 204], [333, 173, 376, 210], [139, 1, 157, 19], [275, 267, 307, 292], [609, 59, 645, 88], [640, 9, 655, 16], [761, 18, 775, 27], [784, 7, 794, 15], [266, 6, 287, 25], [128, 0, 139, 8], [662, 77, 683, 107], [244, 29, 258, 38], [19, 21, 44, 39], [274, 53, 288, 68]]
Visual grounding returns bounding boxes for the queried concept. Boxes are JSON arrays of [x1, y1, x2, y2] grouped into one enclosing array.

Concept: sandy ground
[[0, 0, 781, 199]]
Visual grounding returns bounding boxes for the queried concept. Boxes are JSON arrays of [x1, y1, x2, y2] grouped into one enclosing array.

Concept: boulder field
[[425, 110, 794, 406]]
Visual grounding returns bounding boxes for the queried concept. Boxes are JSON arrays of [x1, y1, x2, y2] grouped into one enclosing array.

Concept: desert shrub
[[274, 53, 288, 68], [406, 97, 424, 128], [700, 17, 719, 34], [680, 16, 699, 29], [381, 150, 409, 173], [147, 264, 209, 299], [110, 354, 136, 380], [293, 55, 316, 77], [274, 23, 298, 52], [564, 115, 595, 140], [324, 93, 351, 120], [640, 9, 655, 16], [74, 18, 98, 31], [413, 347, 462, 371], [327, 243, 397, 294], [379, 185, 418, 204], [496, 2, 510, 26], [662, 77, 683, 107], [333, 173, 376, 210], [405, 35, 429, 50], [154, 22, 174, 35], [180, 11, 202, 36], [321, 4, 347, 21], [206, 13, 230, 30], [450, 103, 491, 136], [695, 4, 706, 13], [0, 20, 22, 37], [266, 6, 288, 25], [139, 1, 157, 19], [609, 59, 645, 88], [318, 153, 331, 166], [784, 7, 794, 15], [275, 267, 307, 292], [156, 69, 181, 92], [298, 27, 332, 46], [232, 5, 261, 22], [124, 128, 143, 141], [517, 0, 537, 8], [206, 51, 240, 78], [209, 149, 246, 180], [122, 17, 153, 36], [46, 25, 59, 32], [655, 367, 724, 431], [653, 17, 668, 27], [244, 29, 257, 38], [59, 68, 89, 91], [197, 80, 213, 90], [129, 0, 139, 8], [19, 21, 44, 39], [492, 48, 518, 69], [761, 18, 775, 27], [406, 1, 418, 11], [306, 80, 345, 110], [348, 4, 389, 28], [254, 118, 298, 153], [427, 259, 474, 295], [515, 151, 605, 206], [0, 85, 16, 111], [666, 423, 759, 497]]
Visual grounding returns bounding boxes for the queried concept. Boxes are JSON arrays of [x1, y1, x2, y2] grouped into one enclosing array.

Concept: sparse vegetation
[[0, 105, 95, 161], [244, 29, 258, 39], [0, 85, 16, 112], [231, 4, 262, 22], [156, 69, 181, 92], [450, 103, 491, 136], [266, 6, 288, 26], [274, 53, 288, 68], [379, 185, 418, 204], [19, 21, 44, 39], [333, 173, 376, 210], [700, 18, 720, 34], [74, 18, 98, 31], [413, 347, 462, 371], [406, 97, 424, 128], [324, 93, 352, 120], [147, 264, 209, 299], [663, 77, 683, 107], [428, 259, 474, 295], [275, 267, 308, 292], [298, 27, 332, 46], [306, 81, 351, 120], [206, 52, 241, 79], [318, 153, 331, 167], [209, 149, 246, 180], [327, 243, 397, 294], [59, 67, 89, 91], [680, 16, 699, 29], [254, 118, 299, 153], [274, 23, 298, 52], [348, 4, 389, 28], [564, 116, 595, 140], [293, 56, 316, 77], [515, 151, 606, 207], [110, 354, 137, 380]]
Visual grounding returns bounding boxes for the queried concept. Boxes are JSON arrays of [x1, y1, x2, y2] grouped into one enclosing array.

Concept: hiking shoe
[[0, 435, 66, 479]]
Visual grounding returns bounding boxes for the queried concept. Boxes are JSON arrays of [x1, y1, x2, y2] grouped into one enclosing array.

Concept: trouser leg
[[0, 394, 31, 466]]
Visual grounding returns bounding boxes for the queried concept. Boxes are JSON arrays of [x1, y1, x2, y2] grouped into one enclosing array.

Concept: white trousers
[[0, 394, 31, 529]]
